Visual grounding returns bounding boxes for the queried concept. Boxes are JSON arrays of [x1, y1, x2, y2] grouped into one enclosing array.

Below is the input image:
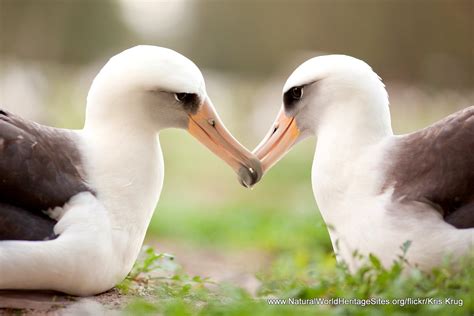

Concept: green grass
[[121, 246, 473, 316]]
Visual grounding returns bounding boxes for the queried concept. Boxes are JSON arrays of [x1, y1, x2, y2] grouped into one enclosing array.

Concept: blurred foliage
[[0, 0, 132, 63], [1, 0, 473, 88], [189, 0, 473, 89]]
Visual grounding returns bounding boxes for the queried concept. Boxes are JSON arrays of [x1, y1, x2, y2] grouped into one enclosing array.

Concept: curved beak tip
[[237, 158, 263, 189]]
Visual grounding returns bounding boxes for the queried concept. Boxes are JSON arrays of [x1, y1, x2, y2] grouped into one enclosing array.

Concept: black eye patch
[[283, 86, 304, 110], [175, 93, 200, 114]]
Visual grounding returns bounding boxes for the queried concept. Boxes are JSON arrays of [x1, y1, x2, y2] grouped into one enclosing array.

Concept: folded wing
[[0, 109, 93, 240], [382, 106, 474, 229]]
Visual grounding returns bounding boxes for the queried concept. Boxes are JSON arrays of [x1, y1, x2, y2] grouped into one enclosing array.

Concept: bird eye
[[175, 93, 189, 102], [291, 87, 303, 100]]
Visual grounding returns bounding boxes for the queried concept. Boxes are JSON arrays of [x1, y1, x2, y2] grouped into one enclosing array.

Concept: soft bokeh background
[[1, 0, 473, 291]]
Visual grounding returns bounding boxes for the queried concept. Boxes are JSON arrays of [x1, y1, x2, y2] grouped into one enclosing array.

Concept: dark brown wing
[[382, 106, 474, 229], [0, 109, 93, 240], [0, 203, 57, 241]]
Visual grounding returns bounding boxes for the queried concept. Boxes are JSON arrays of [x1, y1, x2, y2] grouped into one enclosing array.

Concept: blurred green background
[[0, 0, 473, 296]]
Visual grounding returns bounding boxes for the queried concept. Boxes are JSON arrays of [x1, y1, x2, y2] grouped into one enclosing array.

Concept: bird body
[[0, 109, 164, 295], [312, 109, 473, 271], [253, 55, 473, 271]]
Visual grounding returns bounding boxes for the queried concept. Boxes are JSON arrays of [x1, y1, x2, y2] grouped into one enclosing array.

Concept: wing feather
[[383, 106, 474, 228], [0, 109, 93, 240]]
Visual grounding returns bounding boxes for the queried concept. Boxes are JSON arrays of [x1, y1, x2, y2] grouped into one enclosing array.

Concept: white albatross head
[[252, 54, 392, 173], [85, 45, 262, 186]]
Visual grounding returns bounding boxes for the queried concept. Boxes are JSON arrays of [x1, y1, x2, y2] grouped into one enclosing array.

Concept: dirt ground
[[0, 240, 268, 315]]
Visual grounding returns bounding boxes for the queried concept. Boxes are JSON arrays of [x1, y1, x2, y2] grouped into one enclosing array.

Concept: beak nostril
[[272, 125, 279, 135], [208, 119, 216, 127]]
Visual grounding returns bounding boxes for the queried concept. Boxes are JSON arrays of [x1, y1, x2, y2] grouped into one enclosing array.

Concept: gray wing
[[0, 109, 93, 240], [382, 106, 474, 229]]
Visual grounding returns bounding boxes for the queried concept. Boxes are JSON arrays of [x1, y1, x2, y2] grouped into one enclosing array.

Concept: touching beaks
[[187, 98, 262, 188], [252, 108, 300, 173]]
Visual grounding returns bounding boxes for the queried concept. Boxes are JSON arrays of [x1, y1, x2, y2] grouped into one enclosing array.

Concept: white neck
[[312, 96, 393, 222], [81, 102, 164, 270], [310, 96, 395, 269]]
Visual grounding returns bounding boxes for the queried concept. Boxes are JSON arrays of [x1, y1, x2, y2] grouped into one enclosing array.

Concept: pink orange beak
[[188, 98, 262, 187], [252, 109, 300, 173]]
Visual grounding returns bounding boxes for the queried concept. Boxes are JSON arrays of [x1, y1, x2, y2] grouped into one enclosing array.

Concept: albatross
[[0, 45, 261, 295], [252, 55, 473, 271]]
